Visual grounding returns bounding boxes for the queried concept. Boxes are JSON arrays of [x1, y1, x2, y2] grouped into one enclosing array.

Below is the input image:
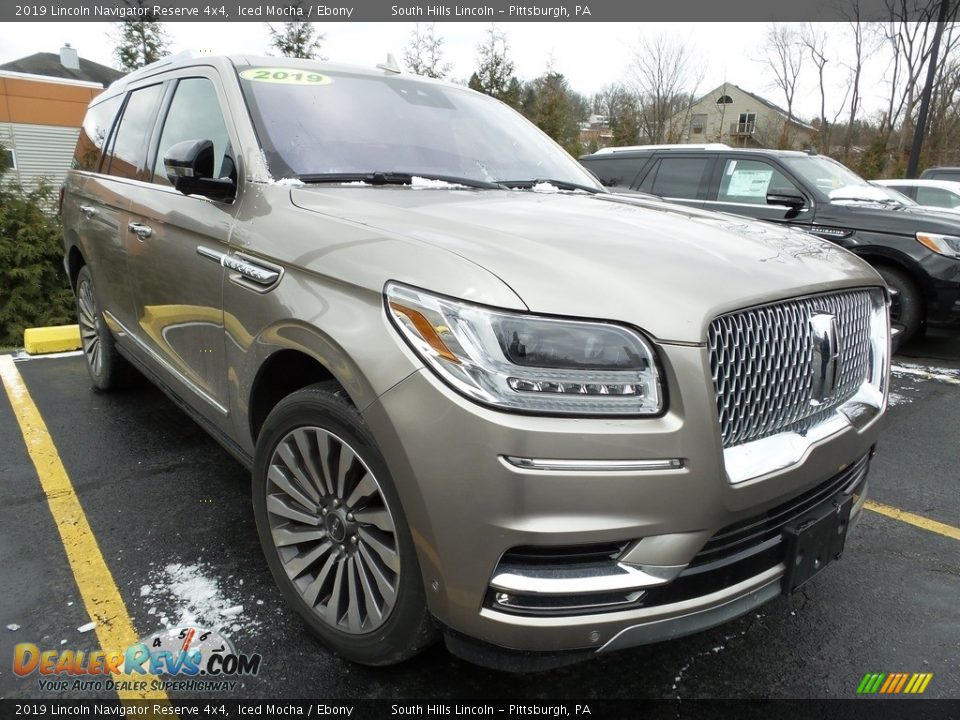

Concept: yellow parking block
[[23, 324, 81, 355]]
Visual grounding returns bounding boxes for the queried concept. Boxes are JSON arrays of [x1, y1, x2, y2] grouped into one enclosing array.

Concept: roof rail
[[593, 143, 731, 155], [120, 49, 212, 83]]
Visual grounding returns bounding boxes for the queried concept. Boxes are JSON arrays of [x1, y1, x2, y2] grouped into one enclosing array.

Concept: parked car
[[580, 145, 960, 343], [874, 178, 960, 211], [920, 166, 960, 181], [63, 55, 890, 669]]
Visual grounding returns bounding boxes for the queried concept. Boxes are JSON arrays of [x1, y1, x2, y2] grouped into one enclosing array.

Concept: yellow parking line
[[865, 500, 960, 542], [0, 355, 168, 702]]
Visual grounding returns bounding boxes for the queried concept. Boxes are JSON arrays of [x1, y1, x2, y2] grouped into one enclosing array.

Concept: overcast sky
[[0, 22, 892, 121]]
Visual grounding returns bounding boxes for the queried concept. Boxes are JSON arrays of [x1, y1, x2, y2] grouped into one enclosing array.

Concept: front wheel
[[252, 382, 436, 665], [875, 265, 922, 349]]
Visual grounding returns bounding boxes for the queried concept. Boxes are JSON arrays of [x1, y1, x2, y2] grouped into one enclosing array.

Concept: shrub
[[0, 180, 75, 346]]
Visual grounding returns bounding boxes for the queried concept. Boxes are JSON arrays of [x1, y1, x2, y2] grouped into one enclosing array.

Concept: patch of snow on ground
[[77, 622, 96, 633], [888, 392, 914, 407], [892, 363, 960, 384], [145, 563, 261, 637], [6, 624, 20, 631]]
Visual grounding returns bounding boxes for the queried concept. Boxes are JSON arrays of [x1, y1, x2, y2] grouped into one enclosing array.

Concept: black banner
[[0, 0, 934, 23], [2, 700, 960, 720]]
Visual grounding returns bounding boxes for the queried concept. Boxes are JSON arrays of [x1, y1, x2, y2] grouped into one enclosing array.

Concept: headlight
[[385, 283, 663, 416], [916, 231, 960, 260]]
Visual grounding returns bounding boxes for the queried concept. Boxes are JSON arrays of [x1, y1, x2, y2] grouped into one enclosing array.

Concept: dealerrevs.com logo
[[13, 626, 262, 693]]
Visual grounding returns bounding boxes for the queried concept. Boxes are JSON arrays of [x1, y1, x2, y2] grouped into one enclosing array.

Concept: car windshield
[[238, 66, 602, 190], [781, 156, 896, 203]]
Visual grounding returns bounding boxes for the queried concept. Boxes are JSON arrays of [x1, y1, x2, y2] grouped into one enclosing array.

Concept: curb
[[23, 324, 81, 355]]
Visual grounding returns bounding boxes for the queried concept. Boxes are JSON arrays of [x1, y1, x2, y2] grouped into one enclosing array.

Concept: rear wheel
[[75, 265, 133, 390], [876, 265, 922, 349], [252, 382, 436, 665]]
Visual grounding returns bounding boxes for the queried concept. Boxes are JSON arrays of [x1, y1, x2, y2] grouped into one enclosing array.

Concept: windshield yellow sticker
[[240, 68, 332, 85]]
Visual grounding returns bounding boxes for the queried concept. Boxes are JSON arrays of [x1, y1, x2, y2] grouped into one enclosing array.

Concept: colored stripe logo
[[857, 673, 933, 694]]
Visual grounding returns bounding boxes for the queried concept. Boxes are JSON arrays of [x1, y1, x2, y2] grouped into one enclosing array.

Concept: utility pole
[[907, 0, 950, 178]]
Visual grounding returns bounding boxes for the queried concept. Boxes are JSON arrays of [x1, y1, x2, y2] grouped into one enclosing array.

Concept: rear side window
[[925, 170, 960, 181], [152, 78, 232, 186], [73, 95, 123, 172], [580, 157, 647, 189], [649, 157, 710, 199], [105, 84, 163, 180]]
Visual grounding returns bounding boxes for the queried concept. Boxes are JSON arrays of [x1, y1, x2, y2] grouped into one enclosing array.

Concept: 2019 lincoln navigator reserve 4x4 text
[[62, 53, 890, 668]]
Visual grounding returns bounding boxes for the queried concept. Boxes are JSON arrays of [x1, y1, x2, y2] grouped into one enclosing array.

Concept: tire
[[252, 382, 437, 665], [875, 265, 922, 349], [75, 265, 133, 391]]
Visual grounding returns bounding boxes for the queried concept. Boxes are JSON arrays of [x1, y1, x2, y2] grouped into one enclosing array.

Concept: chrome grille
[[708, 289, 873, 448]]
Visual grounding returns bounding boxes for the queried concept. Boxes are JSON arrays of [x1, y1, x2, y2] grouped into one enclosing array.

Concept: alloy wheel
[[77, 279, 102, 377], [265, 427, 400, 634]]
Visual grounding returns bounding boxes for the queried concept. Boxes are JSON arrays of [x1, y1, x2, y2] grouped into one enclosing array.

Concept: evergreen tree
[[268, 21, 325, 59], [113, 2, 170, 72], [468, 25, 520, 107], [521, 71, 588, 156], [403, 23, 451, 79]]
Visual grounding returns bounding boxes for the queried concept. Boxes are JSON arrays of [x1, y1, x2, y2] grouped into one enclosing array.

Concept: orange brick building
[[0, 47, 122, 189]]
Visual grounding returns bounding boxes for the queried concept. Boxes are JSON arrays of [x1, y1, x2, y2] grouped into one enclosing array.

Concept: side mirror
[[163, 139, 235, 202], [766, 190, 806, 210]]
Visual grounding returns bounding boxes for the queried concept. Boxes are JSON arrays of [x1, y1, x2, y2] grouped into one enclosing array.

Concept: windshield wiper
[[295, 172, 504, 190], [495, 178, 603, 194]]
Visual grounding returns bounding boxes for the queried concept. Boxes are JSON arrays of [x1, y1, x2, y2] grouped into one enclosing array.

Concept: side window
[[153, 78, 232, 186], [888, 185, 916, 200], [717, 159, 799, 205], [581, 157, 645, 189], [916, 186, 960, 208], [73, 94, 123, 172], [105, 85, 163, 180], [650, 157, 710, 199]]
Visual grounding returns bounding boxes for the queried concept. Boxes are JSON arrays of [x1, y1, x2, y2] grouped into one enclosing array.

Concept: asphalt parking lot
[[0, 328, 958, 702]]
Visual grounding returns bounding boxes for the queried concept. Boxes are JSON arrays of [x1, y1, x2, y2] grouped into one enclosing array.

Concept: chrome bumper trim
[[490, 562, 685, 596], [502, 456, 683, 472]]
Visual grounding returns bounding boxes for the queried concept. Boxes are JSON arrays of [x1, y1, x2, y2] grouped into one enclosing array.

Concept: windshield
[[781, 156, 893, 203], [238, 66, 601, 190]]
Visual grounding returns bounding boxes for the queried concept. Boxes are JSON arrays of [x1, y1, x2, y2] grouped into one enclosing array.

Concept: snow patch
[[888, 392, 914, 407], [144, 563, 261, 637], [6, 624, 21, 631], [531, 181, 560, 194], [271, 177, 305, 187], [410, 176, 467, 189], [892, 363, 960, 385], [139, 585, 151, 597], [77, 622, 96, 633]]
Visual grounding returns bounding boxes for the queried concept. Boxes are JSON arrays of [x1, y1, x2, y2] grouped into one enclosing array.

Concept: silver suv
[[62, 53, 890, 668]]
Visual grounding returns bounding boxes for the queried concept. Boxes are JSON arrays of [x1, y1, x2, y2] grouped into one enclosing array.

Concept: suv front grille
[[708, 289, 873, 448]]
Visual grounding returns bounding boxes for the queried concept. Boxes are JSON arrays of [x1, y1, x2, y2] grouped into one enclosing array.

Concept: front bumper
[[361, 342, 883, 656]]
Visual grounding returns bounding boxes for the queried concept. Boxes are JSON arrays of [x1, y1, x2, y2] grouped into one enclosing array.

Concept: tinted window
[[153, 78, 232, 186], [650, 157, 709, 199], [925, 170, 960, 181], [106, 84, 163, 180], [581, 157, 647, 189], [915, 186, 960, 208], [717, 159, 799, 204], [73, 94, 123, 172]]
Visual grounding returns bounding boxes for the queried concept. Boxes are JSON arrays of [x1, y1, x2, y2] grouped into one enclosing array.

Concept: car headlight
[[385, 283, 663, 416], [916, 231, 960, 260]]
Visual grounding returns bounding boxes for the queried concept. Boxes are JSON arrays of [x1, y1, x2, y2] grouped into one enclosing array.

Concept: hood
[[819, 199, 960, 235], [291, 187, 881, 343]]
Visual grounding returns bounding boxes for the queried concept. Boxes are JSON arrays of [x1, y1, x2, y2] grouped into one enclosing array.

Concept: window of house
[[737, 112, 757, 132], [649, 157, 710, 199], [1, 147, 14, 172], [716, 95, 733, 104], [73, 94, 123, 173], [717, 159, 798, 204], [152, 78, 232, 186], [104, 84, 163, 180], [691, 114, 707, 135]]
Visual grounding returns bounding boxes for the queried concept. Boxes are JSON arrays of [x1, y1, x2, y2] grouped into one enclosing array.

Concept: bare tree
[[801, 24, 831, 151], [628, 34, 703, 144], [839, 2, 883, 159], [594, 84, 642, 146], [762, 23, 805, 149], [403, 23, 452, 79]]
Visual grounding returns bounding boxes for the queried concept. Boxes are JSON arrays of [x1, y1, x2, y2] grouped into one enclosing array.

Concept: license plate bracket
[[781, 493, 853, 594]]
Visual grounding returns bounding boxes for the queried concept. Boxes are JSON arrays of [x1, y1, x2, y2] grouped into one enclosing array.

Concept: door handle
[[79, 205, 96, 219], [127, 222, 153, 239]]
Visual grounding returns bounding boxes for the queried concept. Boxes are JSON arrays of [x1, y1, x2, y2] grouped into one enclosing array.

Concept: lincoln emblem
[[809, 314, 840, 405]]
